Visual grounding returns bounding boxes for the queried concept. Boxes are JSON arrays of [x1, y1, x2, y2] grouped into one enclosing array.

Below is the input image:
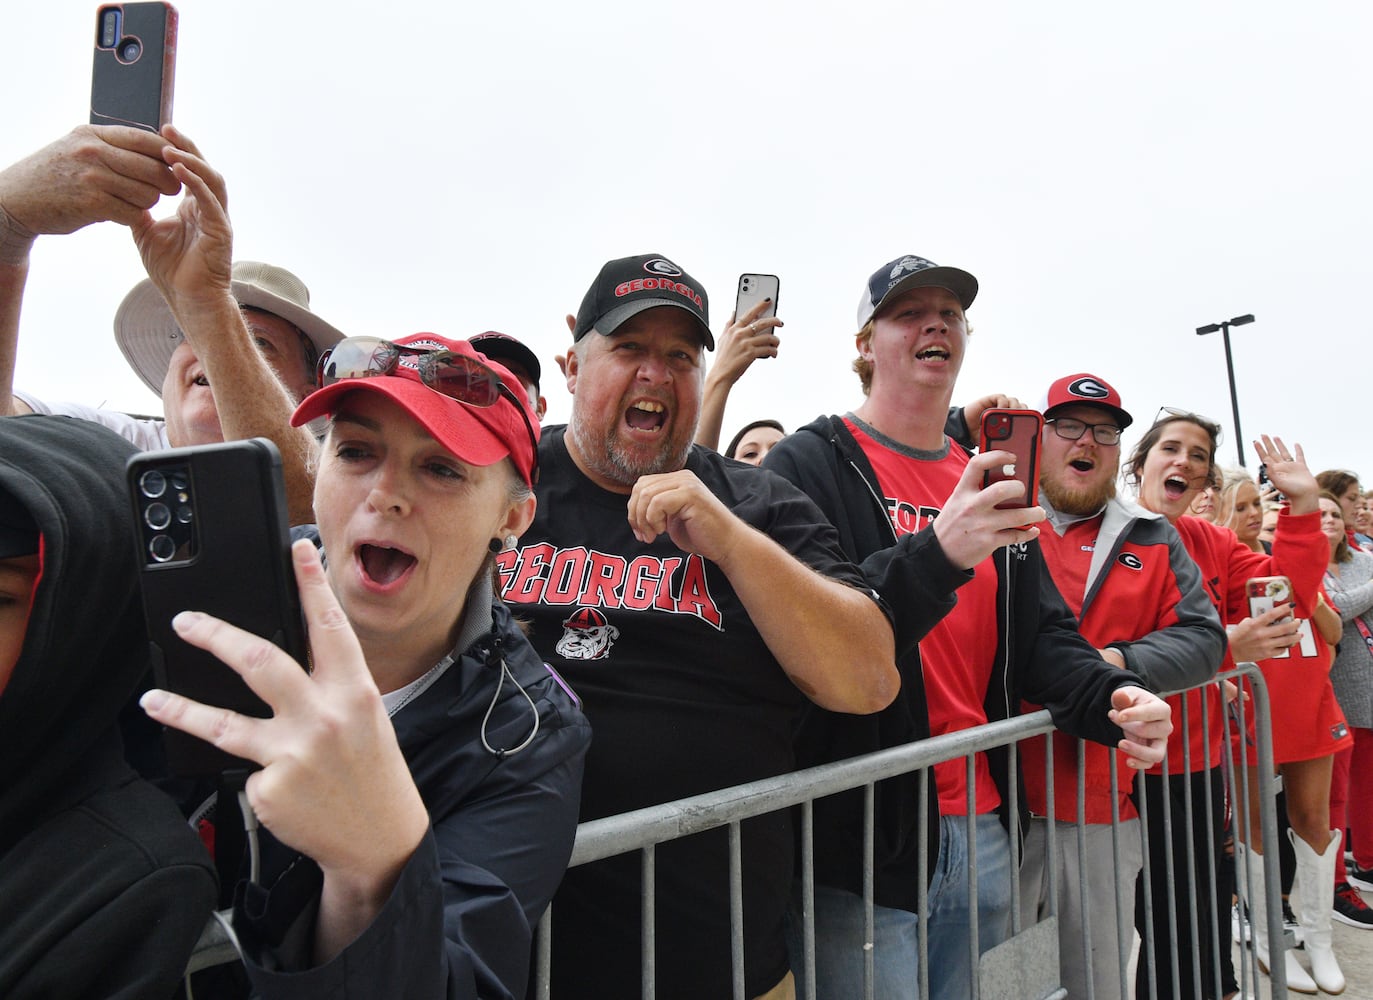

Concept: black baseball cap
[[572, 254, 713, 349], [856, 254, 978, 328], [470, 332, 542, 390]]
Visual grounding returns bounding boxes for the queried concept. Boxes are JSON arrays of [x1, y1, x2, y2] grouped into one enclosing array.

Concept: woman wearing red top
[[1123, 412, 1339, 997]]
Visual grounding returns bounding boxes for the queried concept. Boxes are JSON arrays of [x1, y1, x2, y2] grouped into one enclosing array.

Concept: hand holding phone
[[979, 408, 1043, 511], [1243, 575, 1315, 660], [931, 449, 1045, 570], [129, 438, 306, 775], [91, 3, 178, 132], [734, 273, 780, 328]]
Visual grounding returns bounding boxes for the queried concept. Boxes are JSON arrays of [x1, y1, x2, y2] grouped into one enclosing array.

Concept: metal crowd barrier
[[532, 662, 1289, 999]]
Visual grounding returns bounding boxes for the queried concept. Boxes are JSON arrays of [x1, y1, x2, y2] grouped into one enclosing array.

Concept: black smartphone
[[735, 273, 780, 325], [90, 2, 178, 132], [1257, 463, 1287, 504], [979, 408, 1043, 511], [128, 438, 307, 776]]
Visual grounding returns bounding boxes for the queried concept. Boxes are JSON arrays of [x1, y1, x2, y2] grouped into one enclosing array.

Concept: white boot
[[1237, 841, 1318, 994], [1290, 828, 1346, 995]]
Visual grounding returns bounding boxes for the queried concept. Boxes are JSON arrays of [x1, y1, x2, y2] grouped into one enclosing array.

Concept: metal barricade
[[532, 662, 1288, 1000]]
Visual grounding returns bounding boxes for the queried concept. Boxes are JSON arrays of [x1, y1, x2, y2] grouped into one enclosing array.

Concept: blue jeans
[[786, 814, 1012, 999]]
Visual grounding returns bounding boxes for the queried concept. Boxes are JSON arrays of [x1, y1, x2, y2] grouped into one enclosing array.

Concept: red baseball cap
[[292, 333, 539, 486], [1039, 373, 1133, 430]]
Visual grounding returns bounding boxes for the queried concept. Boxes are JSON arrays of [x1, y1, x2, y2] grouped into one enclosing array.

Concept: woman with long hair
[[1123, 411, 1341, 996], [1320, 494, 1373, 927]]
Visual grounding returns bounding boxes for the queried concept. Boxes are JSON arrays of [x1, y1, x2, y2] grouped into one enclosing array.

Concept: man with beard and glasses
[[494, 253, 903, 1000], [1017, 373, 1224, 1000]]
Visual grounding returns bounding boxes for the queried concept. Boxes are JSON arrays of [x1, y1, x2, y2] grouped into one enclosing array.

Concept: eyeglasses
[[316, 336, 539, 483], [1045, 417, 1122, 446]]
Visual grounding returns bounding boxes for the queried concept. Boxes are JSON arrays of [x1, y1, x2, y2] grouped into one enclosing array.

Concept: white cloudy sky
[[8, 1, 1371, 479]]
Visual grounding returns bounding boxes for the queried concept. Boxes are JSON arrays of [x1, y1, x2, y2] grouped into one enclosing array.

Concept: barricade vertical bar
[[1109, 751, 1129, 1000], [642, 844, 655, 1000], [729, 821, 745, 1000], [1177, 692, 1203, 996], [1242, 664, 1287, 994], [1045, 731, 1058, 923], [800, 799, 816, 1000], [1221, 681, 1254, 1000], [863, 782, 875, 1000], [1200, 689, 1221, 1000], [1007, 733, 1021, 934], [917, 766, 930, 1000], [534, 908, 551, 1000], [1137, 762, 1158, 1000], [1161, 700, 1181, 995], [1076, 739, 1094, 1000], [966, 752, 980, 1000]]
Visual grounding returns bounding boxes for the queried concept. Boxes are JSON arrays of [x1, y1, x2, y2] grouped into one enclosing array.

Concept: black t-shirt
[[497, 427, 871, 999]]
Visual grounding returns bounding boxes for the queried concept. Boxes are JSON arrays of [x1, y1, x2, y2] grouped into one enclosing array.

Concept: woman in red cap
[[143, 333, 589, 1000]]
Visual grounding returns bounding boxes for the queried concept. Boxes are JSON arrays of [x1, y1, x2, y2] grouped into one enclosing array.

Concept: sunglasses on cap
[[316, 336, 539, 483]]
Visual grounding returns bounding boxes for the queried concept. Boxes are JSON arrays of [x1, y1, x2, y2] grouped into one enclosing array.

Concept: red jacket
[[1025, 497, 1224, 822]]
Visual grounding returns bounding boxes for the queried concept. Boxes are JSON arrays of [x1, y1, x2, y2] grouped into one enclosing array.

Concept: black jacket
[[0, 415, 218, 998], [234, 548, 591, 1000], [764, 414, 1148, 912]]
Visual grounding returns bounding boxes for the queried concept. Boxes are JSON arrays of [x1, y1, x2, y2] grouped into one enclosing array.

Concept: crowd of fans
[[1, 121, 1370, 1000]]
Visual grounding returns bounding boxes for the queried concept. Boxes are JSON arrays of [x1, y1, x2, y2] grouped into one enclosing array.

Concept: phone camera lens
[[100, 11, 120, 48], [170, 473, 189, 491], [117, 37, 142, 63], [139, 470, 167, 498], [176, 504, 194, 524], [145, 502, 172, 530], [149, 534, 177, 563]]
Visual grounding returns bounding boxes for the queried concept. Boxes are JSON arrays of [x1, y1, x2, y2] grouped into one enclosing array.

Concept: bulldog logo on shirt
[[556, 607, 621, 660]]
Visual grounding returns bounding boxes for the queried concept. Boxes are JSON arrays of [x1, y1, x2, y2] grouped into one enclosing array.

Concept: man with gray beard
[[1019, 372, 1223, 1000], [494, 253, 902, 999]]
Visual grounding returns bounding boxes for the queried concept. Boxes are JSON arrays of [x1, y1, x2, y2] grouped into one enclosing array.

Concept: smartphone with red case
[[979, 408, 1043, 510], [128, 438, 307, 776], [90, 3, 178, 132]]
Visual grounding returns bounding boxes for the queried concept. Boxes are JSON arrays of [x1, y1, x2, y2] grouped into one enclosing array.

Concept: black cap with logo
[[573, 254, 713, 349]]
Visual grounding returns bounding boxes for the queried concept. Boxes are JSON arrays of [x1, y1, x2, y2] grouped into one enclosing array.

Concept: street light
[[1196, 313, 1255, 467]]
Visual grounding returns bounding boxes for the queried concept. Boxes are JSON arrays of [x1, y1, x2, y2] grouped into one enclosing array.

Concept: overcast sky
[[9, 0, 1371, 480]]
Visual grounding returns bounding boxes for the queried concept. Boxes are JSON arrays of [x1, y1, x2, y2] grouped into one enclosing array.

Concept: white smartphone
[[735, 273, 780, 324]]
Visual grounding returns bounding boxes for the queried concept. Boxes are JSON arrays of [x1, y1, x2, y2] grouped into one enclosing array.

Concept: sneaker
[[1283, 899, 1303, 948], [1332, 881, 1373, 929], [1349, 861, 1373, 893], [1232, 901, 1249, 944]]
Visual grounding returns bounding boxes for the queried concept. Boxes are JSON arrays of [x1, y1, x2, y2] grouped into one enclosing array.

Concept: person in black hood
[[0, 414, 218, 998]]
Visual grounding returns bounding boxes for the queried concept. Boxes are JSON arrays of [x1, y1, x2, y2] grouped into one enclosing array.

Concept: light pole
[[1196, 313, 1255, 467]]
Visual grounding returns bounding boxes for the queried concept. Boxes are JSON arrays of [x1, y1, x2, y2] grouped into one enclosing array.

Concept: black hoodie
[[0, 415, 217, 998]]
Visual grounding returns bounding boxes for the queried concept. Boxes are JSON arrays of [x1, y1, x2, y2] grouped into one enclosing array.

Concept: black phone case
[[128, 439, 307, 776], [90, 3, 178, 131], [980, 408, 1042, 509]]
